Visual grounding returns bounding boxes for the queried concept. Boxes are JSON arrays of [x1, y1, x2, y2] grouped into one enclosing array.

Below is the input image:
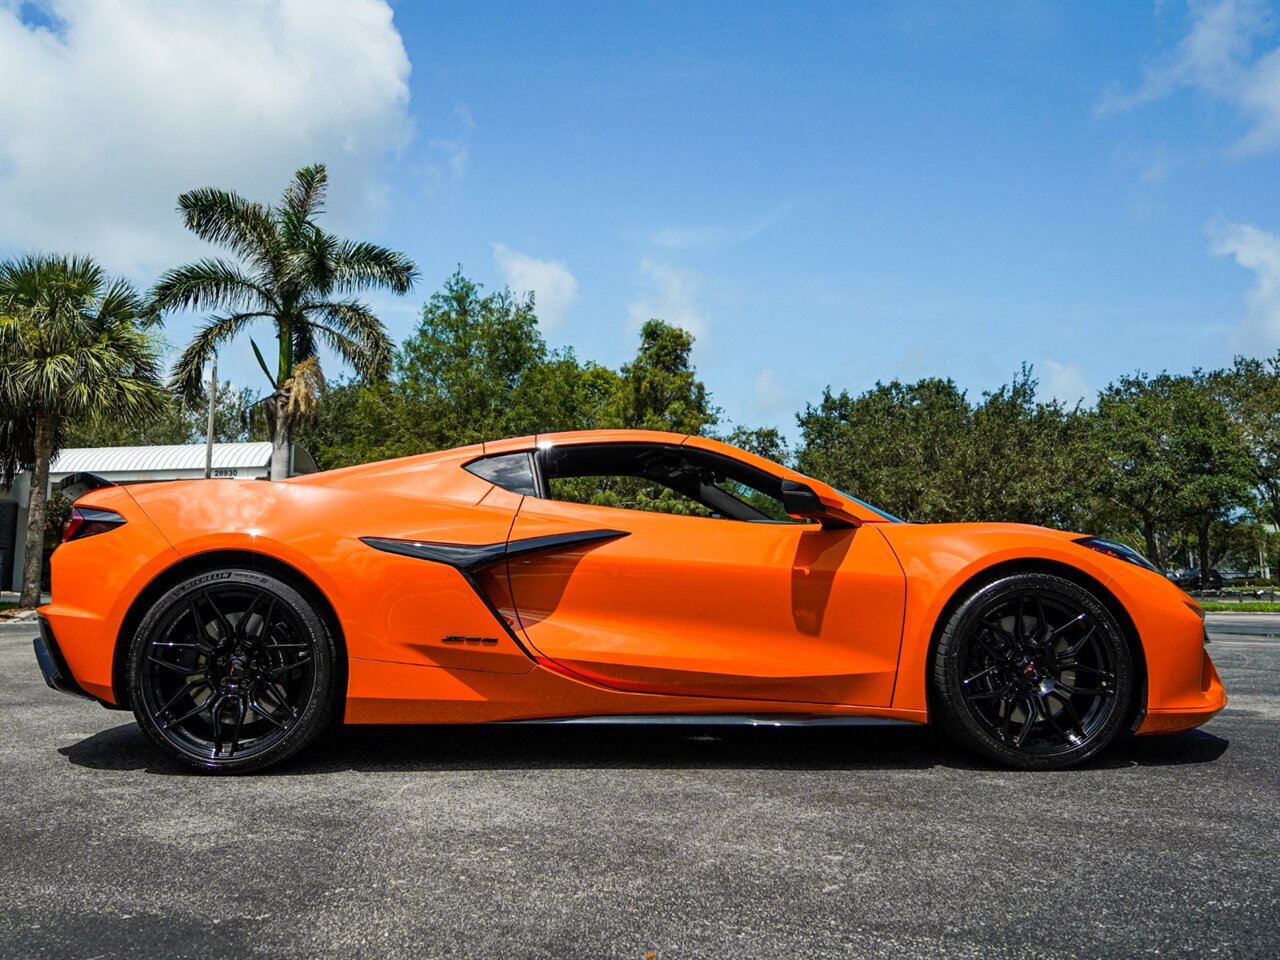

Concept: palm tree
[[0, 254, 166, 607], [154, 164, 417, 479]]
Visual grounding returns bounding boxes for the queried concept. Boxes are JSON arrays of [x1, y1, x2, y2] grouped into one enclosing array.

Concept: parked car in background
[[1173, 569, 1224, 590]]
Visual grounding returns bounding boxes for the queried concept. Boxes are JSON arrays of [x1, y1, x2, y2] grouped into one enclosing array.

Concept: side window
[[548, 475, 714, 517], [541, 443, 807, 522], [464, 452, 537, 496], [710, 476, 796, 523]]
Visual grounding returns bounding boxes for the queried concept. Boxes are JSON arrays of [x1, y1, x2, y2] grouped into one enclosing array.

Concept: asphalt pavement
[[0, 614, 1276, 959]]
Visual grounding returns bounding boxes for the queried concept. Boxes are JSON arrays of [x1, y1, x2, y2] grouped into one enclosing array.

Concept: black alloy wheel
[[932, 573, 1134, 769], [128, 569, 339, 773]]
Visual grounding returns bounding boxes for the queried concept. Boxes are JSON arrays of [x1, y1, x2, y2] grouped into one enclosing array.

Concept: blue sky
[[2, 0, 1278, 439]]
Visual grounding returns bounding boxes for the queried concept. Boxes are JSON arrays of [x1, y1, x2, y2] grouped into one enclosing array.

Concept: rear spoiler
[[59, 472, 116, 502]]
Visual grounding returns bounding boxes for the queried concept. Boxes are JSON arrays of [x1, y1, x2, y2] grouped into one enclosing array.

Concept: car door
[[502, 442, 907, 707]]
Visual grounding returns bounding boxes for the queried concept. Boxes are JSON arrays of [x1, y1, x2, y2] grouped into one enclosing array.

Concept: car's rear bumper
[[32, 617, 95, 701]]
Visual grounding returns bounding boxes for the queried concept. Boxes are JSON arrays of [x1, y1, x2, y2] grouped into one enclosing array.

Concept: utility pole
[[204, 354, 217, 479]]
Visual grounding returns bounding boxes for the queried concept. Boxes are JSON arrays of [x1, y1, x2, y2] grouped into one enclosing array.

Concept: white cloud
[[492, 243, 579, 330], [0, 0, 413, 276], [626, 258, 708, 340], [428, 138, 470, 181], [1040, 360, 1093, 408], [750, 368, 793, 418], [1208, 219, 1280, 353], [1098, 0, 1280, 155], [651, 201, 800, 250], [424, 104, 475, 190]]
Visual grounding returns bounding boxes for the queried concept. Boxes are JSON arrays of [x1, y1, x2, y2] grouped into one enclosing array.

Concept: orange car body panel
[[873, 522, 1226, 733], [506, 501, 905, 704], [38, 429, 1224, 736]]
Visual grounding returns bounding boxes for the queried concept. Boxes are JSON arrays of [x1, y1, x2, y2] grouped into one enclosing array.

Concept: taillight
[[62, 507, 126, 542]]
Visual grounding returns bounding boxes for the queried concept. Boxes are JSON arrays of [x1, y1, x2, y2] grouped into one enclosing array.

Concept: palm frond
[[177, 188, 280, 275], [53, 254, 107, 301], [306, 226, 338, 296], [303, 300, 393, 380], [159, 167, 414, 399], [57, 323, 167, 422], [97, 277, 157, 329], [249, 338, 278, 389], [1, 253, 100, 348], [279, 164, 328, 242], [151, 258, 276, 315], [332, 240, 418, 294], [1, 255, 163, 416], [0, 253, 53, 305], [169, 312, 273, 402], [304, 298, 393, 343], [292, 319, 318, 367], [281, 226, 337, 300]]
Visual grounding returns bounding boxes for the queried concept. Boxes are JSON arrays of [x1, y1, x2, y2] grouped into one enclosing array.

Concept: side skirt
[[496, 713, 922, 728]]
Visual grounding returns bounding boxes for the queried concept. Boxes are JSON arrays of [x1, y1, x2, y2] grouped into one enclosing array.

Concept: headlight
[[1074, 536, 1162, 574]]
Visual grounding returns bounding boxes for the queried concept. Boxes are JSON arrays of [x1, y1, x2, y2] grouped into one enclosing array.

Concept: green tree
[[63, 383, 262, 447], [299, 277, 720, 471], [1175, 374, 1256, 584], [724, 425, 791, 466], [796, 378, 970, 521], [0, 254, 166, 606], [961, 367, 1096, 528], [1092, 371, 1254, 575], [300, 273, 625, 468], [613, 320, 718, 434], [1215, 353, 1280, 529], [396, 272, 557, 444], [296, 379, 407, 470], [153, 163, 416, 480]]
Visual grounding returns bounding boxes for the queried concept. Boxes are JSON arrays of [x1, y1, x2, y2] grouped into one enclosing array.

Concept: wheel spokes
[[161, 693, 215, 731], [156, 678, 210, 717], [249, 699, 288, 731], [964, 665, 1001, 685], [1034, 596, 1050, 644], [968, 682, 1015, 701], [1037, 693, 1079, 746], [1013, 696, 1039, 747], [972, 629, 1010, 664], [228, 697, 246, 756], [143, 585, 314, 762], [1056, 680, 1114, 698], [1046, 613, 1087, 644], [960, 590, 1118, 756], [147, 655, 199, 676], [1059, 624, 1097, 660]]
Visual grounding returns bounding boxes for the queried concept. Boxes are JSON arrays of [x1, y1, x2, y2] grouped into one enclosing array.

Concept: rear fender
[[40, 485, 181, 703]]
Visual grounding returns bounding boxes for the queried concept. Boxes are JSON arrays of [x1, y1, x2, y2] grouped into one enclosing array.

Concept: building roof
[[49, 442, 275, 475]]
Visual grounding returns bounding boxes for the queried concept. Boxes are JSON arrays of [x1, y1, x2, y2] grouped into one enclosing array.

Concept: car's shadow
[[59, 720, 1230, 776]]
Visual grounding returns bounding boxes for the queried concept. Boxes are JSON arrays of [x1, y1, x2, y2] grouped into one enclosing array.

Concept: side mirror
[[781, 479, 860, 529], [781, 479, 825, 518]]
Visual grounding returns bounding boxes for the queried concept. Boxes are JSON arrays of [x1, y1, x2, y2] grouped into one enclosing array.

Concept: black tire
[[127, 568, 339, 773], [932, 573, 1134, 770]]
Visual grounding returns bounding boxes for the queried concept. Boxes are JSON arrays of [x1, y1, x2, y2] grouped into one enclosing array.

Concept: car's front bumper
[[32, 617, 95, 701], [1136, 644, 1227, 735]]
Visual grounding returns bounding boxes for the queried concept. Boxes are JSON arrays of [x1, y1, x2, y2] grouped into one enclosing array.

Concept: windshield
[[835, 489, 903, 523]]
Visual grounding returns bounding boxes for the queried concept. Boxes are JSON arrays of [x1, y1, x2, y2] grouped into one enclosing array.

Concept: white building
[[0, 442, 317, 592]]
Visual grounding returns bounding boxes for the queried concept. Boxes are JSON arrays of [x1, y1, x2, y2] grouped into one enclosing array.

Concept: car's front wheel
[[127, 568, 339, 773], [932, 573, 1134, 770]]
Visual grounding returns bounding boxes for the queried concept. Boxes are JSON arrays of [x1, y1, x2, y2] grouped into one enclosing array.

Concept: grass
[[0, 601, 17, 612], [1199, 600, 1280, 613]]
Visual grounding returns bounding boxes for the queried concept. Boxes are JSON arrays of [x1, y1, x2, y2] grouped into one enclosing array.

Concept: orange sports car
[[33, 429, 1225, 773]]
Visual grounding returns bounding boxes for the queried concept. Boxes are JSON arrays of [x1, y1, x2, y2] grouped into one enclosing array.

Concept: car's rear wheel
[[932, 573, 1134, 770], [127, 569, 339, 773]]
